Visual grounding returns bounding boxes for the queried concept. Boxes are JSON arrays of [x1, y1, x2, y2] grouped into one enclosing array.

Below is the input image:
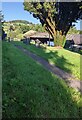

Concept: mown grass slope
[[0, 41, 2, 118], [3, 42, 82, 118], [13, 41, 81, 80]]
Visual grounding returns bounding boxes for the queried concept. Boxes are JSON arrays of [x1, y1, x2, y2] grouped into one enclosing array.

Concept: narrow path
[[14, 44, 82, 93]]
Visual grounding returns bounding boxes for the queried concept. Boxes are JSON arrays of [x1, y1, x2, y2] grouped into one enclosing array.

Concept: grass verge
[[3, 41, 82, 118], [13, 41, 81, 80]]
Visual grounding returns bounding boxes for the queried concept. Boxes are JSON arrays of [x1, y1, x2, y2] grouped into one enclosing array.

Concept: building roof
[[24, 30, 37, 37], [30, 32, 52, 39], [24, 30, 82, 45], [24, 31, 52, 39], [66, 34, 82, 44]]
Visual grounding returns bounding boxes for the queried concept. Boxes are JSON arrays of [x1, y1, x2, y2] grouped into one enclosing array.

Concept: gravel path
[[14, 44, 82, 93]]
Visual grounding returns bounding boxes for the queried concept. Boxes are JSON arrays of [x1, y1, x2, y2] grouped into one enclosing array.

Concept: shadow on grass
[[44, 50, 75, 73], [2, 41, 82, 118], [13, 41, 75, 70], [13, 41, 78, 76], [65, 47, 82, 55], [28, 43, 75, 74]]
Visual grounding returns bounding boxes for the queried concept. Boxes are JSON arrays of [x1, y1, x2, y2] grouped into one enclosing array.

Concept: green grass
[[13, 41, 81, 80], [3, 41, 82, 118], [0, 41, 2, 118], [0, 40, 2, 83]]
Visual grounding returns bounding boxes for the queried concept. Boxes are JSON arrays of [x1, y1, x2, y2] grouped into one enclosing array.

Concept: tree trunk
[[54, 31, 66, 47], [49, 33, 50, 46], [44, 17, 66, 47]]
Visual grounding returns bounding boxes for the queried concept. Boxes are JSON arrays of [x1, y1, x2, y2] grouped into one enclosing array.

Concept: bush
[[16, 34, 24, 41]]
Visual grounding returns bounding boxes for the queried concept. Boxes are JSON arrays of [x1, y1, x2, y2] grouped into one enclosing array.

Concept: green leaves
[[0, 11, 4, 22], [23, 1, 82, 47]]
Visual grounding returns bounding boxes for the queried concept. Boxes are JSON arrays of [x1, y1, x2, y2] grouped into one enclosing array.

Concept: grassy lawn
[[0, 41, 2, 118], [2, 41, 82, 118], [0, 40, 2, 85], [13, 41, 81, 80]]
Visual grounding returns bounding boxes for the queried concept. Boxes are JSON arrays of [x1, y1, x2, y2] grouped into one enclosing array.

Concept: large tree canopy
[[23, 1, 82, 47]]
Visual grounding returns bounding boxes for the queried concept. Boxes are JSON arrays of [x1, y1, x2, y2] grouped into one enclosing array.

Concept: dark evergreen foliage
[[23, 1, 82, 47]]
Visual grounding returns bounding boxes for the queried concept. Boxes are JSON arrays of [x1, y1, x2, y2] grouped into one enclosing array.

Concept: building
[[66, 34, 82, 45], [24, 30, 82, 46], [24, 31, 53, 44]]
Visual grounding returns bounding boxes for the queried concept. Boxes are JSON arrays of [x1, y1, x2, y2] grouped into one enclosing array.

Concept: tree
[[34, 24, 46, 32], [68, 26, 79, 34], [0, 11, 6, 40], [20, 24, 30, 33], [16, 33, 24, 40], [8, 24, 15, 41], [23, 1, 82, 47], [0, 11, 4, 22], [0, 11, 2, 40]]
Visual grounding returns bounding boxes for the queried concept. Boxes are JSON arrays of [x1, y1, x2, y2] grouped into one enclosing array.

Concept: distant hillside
[[5, 20, 33, 25], [3, 20, 46, 41]]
